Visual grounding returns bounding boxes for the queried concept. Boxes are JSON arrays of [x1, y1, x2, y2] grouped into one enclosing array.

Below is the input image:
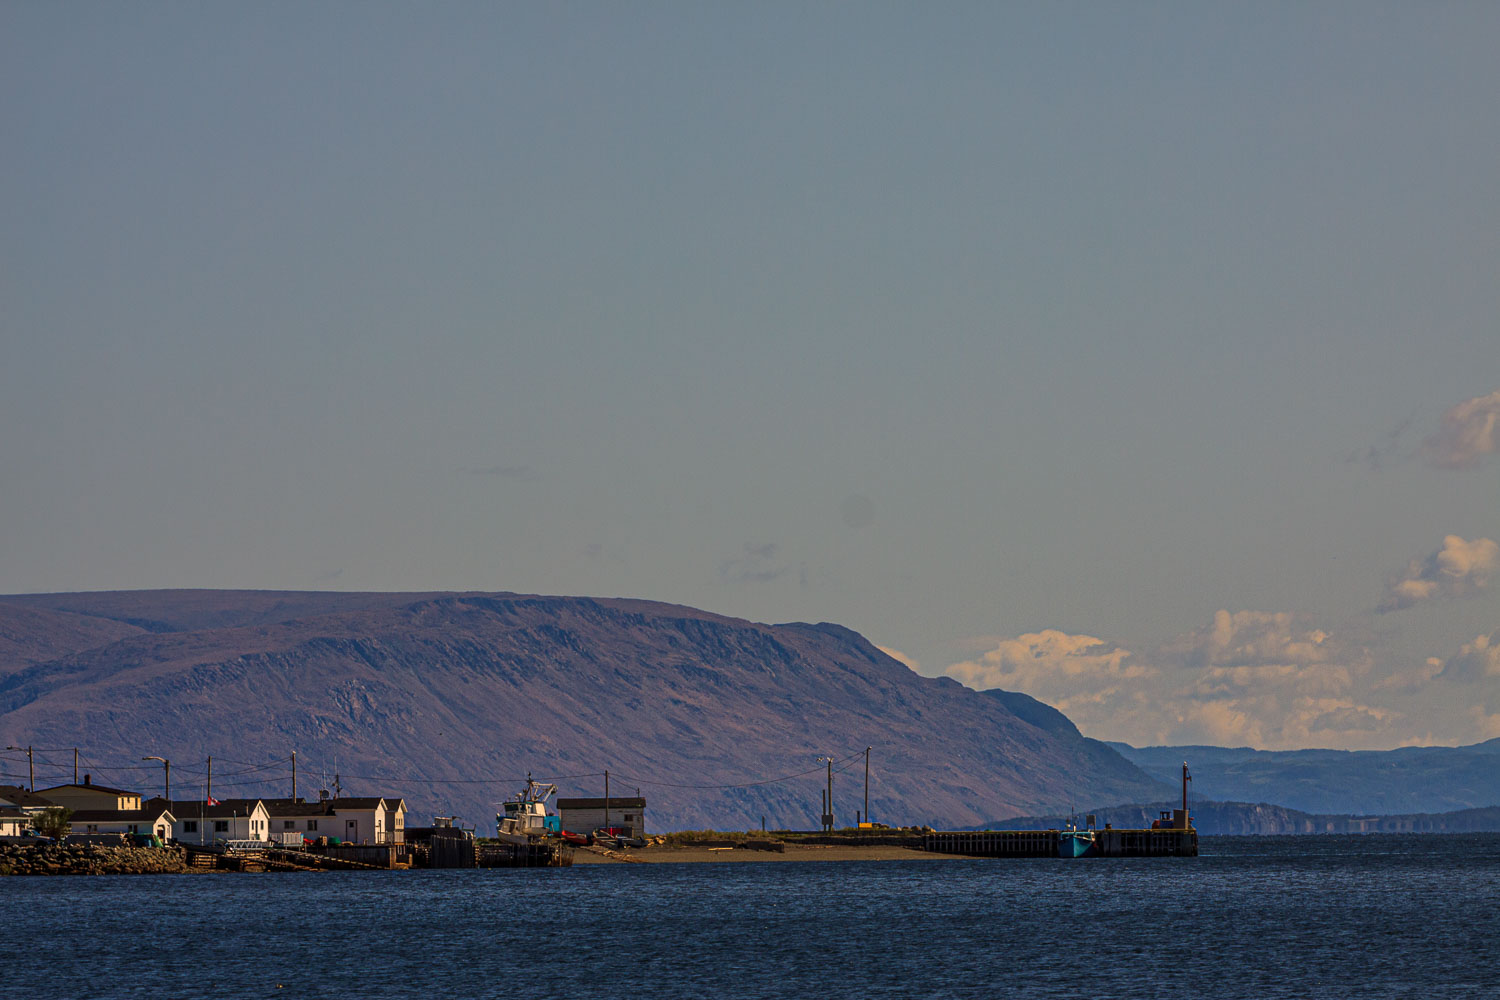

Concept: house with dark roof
[[34, 776, 142, 813], [259, 796, 408, 844], [259, 798, 333, 844], [69, 803, 176, 841], [333, 796, 405, 845], [0, 785, 57, 813], [0, 806, 30, 837], [147, 798, 270, 845], [1, 786, 59, 837]]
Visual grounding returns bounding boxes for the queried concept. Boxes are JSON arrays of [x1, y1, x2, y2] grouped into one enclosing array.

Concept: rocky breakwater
[[0, 843, 190, 876]]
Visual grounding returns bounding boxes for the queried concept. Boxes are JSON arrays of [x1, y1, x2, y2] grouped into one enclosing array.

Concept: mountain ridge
[[0, 589, 1168, 832]]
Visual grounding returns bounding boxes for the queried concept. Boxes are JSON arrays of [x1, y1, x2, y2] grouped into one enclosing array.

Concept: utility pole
[[817, 756, 834, 832], [604, 769, 610, 832], [292, 750, 297, 801], [143, 756, 170, 800], [207, 757, 212, 803], [6, 746, 33, 791], [73, 748, 78, 785], [864, 747, 871, 827]]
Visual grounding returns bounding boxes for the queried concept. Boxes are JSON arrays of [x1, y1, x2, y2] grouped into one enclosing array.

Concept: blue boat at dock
[[1057, 819, 1097, 858]]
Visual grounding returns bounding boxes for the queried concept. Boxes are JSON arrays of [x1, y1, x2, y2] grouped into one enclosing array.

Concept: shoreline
[[571, 844, 972, 864]]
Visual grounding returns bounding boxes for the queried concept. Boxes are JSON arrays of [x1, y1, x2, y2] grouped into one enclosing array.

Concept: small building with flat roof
[[556, 797, 646, 837]]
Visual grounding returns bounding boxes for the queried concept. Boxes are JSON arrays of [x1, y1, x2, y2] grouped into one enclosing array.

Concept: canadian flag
[[207, 796, 219, 806]]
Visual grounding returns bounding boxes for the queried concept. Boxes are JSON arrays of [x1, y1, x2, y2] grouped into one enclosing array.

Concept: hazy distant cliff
[[0, 590, 1167, 832], [1109, 740, 1500, 816]]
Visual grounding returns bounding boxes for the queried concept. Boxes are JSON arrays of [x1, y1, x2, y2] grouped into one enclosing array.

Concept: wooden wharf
[[923, 827, 1197, 858]]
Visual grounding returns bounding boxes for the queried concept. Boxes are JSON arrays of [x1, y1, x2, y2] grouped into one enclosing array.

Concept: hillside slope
[[0, 590, 1167, 832]]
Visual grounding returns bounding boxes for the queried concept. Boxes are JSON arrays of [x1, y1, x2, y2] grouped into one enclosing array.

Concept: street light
[[142, 756, 170, 800], [5, 745, 32, 792]]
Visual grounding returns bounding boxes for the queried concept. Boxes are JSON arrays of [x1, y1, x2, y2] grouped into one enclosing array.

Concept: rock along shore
[[0, 844, 190, 876]]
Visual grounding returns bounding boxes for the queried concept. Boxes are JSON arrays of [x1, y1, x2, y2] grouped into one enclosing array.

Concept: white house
[[328, 797, 393, 845], [1, 786, 61, 838], [0, 807, 29, 837], [154, 798, 270, 845], [261, 798, 333, 844], [380, 798, 406, 845], [261, 796, 408, 845], [69, 804, 176, 841]]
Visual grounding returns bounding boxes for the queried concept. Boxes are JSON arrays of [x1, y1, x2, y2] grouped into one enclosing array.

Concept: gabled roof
[[260, 798, 333, 818], [69, 805, 176, 824], [329, 797, 386, 811], [36, 781, 140, 798], [0, 785, 57, 809], [147, 797, 267, 820]]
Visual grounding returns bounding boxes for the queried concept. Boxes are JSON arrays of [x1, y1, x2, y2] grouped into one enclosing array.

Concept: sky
[[4, 2, 1498, 752]]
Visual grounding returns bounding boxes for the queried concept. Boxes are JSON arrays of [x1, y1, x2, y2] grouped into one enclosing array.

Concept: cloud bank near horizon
[[942, 610, 1497, 750]]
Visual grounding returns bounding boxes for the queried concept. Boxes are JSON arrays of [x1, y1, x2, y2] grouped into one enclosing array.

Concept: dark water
[[5, 834, 1498, 999]]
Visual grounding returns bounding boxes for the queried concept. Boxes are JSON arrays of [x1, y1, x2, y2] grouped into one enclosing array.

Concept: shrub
[[31, 806, 73, 840]]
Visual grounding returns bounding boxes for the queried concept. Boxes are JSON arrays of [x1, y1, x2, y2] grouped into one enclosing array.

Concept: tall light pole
[[143, 756, 170, 800], [5, 746, 32, 792]]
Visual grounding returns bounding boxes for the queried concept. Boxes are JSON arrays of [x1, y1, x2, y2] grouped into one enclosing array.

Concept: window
[[215, 821, 229, 833], [284, 821, 295, 830], [183, 821, 198, 833], [307, 820, 317, 832], [128, 824, 139, 834]]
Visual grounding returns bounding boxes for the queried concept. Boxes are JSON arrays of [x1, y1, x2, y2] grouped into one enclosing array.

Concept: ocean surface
[[5, 834, 1498, 999]]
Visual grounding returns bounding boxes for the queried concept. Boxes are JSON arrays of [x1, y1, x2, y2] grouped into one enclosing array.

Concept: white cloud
[[1374, 657, 1444, 694], [1181, 609, 1334, 668], [943, 630, 1151, 719], [1422, 389, 1500, 469], [1436, 632, 1500, 684], [944, 611, 1391, 750], [1377, 535, 1498, 612]]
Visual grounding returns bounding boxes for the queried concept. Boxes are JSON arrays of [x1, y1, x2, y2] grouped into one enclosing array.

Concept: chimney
[[83, 774, 91, 786]]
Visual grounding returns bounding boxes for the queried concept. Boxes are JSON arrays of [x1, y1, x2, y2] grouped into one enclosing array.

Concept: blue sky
[[4, 2, 1497, 749]]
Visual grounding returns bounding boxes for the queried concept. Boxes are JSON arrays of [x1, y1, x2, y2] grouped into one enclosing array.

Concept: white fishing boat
[[495, 775, 558, 845]]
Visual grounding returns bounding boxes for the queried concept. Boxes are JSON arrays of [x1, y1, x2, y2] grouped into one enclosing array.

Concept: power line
[[612, 747, 869, 790]]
